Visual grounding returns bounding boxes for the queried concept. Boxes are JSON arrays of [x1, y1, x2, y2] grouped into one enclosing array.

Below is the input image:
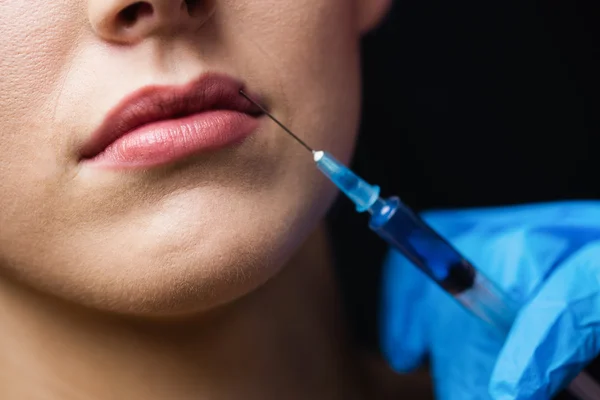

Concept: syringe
[[239, 90, 600, 399]]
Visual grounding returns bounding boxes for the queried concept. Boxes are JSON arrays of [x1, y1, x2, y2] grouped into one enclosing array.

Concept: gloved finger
[[490, 241, 600, 400], [380, 249, 434, 372]]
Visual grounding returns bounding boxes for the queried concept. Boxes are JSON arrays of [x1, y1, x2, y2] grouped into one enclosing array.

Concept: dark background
[[328, 0, 598, 354]]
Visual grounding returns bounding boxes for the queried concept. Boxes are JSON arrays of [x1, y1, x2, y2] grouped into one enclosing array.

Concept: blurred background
[[328, 0, 598, 357]]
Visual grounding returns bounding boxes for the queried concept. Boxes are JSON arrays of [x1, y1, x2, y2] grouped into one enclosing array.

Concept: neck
[[0, 225, 372, 400]]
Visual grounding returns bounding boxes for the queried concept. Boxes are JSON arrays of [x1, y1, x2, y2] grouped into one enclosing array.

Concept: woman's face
[[0, 0, 388, 315]]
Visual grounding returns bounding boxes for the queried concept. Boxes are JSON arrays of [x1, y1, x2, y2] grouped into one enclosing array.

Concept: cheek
[[0, 3, 76, 244], [0, 3, 84, 120], [0, 2, 85, 253], [0, 2, 86, 186]]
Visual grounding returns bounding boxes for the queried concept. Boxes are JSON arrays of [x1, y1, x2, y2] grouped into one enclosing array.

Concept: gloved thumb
[[380, 249, 432, 372]]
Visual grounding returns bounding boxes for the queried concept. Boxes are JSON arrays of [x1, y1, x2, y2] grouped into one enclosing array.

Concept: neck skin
[[0, 224, 387, 400]]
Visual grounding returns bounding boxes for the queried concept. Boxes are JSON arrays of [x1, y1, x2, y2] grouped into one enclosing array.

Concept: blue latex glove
[[380, 201, 600, 400]]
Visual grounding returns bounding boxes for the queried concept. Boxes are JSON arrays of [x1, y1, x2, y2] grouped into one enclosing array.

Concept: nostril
[[118, 2, 154, 27], [184, 0, 202, 15]]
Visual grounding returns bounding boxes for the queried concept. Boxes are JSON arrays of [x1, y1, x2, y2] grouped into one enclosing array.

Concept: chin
[[19, 209, 314, 318], [58, 238, 291, 317]]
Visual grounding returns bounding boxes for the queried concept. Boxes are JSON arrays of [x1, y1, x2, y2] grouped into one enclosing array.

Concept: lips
[[80, 73, 263, 168]]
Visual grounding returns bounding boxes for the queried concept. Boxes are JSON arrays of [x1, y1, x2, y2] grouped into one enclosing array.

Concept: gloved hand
[[379, 201, 600, 400]]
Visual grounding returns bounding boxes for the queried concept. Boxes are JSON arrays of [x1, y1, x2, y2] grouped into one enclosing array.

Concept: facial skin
[[0, 2, 423, 399], [0, 0, 389, 316]]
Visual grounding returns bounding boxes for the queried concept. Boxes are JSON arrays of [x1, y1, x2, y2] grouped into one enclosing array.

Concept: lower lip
[[85, 111, 260, 169]]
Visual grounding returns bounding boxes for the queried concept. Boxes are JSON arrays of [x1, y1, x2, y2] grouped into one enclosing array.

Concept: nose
[[89, 0, 208, 44]]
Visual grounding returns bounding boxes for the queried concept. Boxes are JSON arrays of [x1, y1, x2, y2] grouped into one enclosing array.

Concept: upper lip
[[80, 73, 262, 160]]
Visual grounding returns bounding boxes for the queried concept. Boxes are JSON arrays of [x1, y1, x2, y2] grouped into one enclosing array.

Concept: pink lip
[[80, 73, 263, 169]]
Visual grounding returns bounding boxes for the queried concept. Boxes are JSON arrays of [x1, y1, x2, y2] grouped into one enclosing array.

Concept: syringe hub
[[313, 151, 380, 213]]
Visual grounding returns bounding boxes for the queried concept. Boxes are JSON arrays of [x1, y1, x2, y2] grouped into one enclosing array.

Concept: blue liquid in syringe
[[369, 197, 476, 295]]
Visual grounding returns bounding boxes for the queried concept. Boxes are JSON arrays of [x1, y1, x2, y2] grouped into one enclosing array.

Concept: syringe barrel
[[369, 197, 518, 332], [369, 197, 476, 294]]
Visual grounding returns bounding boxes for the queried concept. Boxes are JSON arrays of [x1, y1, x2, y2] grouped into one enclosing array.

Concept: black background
[[328, 0, 599, 357]]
